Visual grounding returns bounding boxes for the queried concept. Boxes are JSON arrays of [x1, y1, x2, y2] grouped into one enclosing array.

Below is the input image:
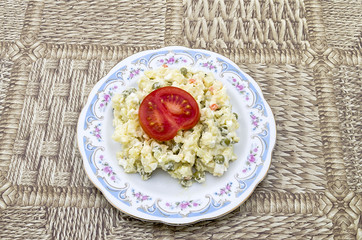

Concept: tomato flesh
[[139, 86, 200, 141]]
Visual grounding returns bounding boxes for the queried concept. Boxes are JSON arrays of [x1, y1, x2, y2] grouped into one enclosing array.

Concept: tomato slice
[[139, 86, 200, 141]]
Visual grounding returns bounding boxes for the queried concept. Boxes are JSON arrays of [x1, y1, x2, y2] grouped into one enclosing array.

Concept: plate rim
[[77, 46, 277, 225]]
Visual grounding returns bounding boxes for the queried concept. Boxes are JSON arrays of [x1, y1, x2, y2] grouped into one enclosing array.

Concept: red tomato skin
[[138, 86, 200, 141], [138, 94, 178, 141], [156, 87, 200, 129]]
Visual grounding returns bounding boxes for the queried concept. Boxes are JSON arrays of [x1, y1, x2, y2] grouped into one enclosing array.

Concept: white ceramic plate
[[77, 46, 276, 225]]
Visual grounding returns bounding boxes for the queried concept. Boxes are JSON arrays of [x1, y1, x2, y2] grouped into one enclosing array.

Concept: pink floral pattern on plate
[[215, 182, 233, 196], [132, 189, 152, 203], [250, 112, 261, 131], [158, 56, 187, 65], [127, 68, 143, 80], [99, 85, 118, 111], [199, 60, 217, 72], [90, 123, 102, 141], [242, 146, 259, 173], [165, 200, 201, 210], [231, 77, 250, 101], [98, 155, 119, 183]]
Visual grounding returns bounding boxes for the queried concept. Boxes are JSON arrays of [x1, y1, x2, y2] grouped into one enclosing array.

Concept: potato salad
[[112, 67, 239, 187]]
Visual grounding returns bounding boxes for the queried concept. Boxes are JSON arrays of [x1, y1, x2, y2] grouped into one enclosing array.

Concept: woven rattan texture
[[184, 0, 309, 50], [239, 64, 326, 193], [332, 66, 362, 193], [321, 0, 362, 50], [0, 0, 28, 42], [38, 0, 166, 46], [0, 0, 361, 239], [0, 59, 12, 121]]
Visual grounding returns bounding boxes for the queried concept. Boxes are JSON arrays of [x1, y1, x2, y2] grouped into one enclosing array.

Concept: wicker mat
[[0, 0, 361, 239]]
